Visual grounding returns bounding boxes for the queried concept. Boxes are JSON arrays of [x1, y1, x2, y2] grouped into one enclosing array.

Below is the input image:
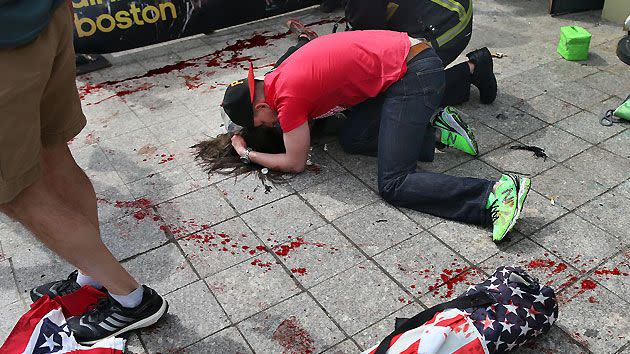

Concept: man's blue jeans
[[339, 48, 493, 225]]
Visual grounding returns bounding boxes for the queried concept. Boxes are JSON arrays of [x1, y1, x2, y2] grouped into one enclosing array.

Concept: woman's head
[[192, 125, 286, 183], [193, 115, 337, 183]]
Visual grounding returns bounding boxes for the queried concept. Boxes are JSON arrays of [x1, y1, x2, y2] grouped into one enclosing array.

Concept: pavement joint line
[[615, 341, 630, 354], [233, 212, 332, 324], [7, 257, 28, 309], [595, 131, 630, 160], [293, 192, 431, 317], [523, 209, 628, 291]]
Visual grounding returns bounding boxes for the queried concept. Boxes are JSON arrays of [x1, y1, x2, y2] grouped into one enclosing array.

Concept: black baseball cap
[[221, 63, 256, 128]]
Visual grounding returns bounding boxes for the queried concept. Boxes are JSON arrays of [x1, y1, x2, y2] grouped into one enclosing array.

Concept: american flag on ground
[[464, 266, 558, 353], [363, 266, 558, 354], [1, 286, 125, 354], [362, 308, 488, 354]]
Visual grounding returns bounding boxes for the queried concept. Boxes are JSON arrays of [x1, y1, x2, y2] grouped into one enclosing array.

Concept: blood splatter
[[551, 263, 568, 275], [181, 74, 203, 90], [559, 278, 598, 305], [274, 237, 307, 256], [428, 267, 476, 299], [291, 268, 307, 276], [133, 211, 147, 220], [528, 259, 556, 268], [84, 131, 100, 145], [157, 154, 175, 164], [114, 198, 152, 209], [251, 258, 272, 270], [272, 316, 315, 354], [89, 83, 154, 105], [594, 267, 629, 277], [581, 279, 597, 290], [78, 31, 292, 100]]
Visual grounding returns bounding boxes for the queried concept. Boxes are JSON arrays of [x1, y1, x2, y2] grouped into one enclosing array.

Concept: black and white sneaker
[[30, 270, 82, 302], [67, 285, 168, 345]]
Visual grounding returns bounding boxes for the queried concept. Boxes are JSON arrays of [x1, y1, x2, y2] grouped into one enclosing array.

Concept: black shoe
[[30, 270, 82, 302], [467, 47, 497, 104], [67, 285, 168, 345]]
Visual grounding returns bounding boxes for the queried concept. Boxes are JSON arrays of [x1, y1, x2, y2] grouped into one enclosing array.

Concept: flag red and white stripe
[[363, 309, 488, 354]]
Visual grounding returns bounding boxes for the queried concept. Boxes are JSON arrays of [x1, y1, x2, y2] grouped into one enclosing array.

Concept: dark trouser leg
[[377, 48, 492, 225], [274, 36, 309, 67], [338, 97, 382, 157], [338, 97, 435, 161], [441, 61, 472, 106]]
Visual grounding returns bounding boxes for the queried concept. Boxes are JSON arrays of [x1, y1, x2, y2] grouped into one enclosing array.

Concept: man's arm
[[232, 122, 311, 173]]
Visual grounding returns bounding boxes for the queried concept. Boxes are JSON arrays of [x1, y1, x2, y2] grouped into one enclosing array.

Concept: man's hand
[[231, 134, 247, 156], [241, 122, 310, 173]]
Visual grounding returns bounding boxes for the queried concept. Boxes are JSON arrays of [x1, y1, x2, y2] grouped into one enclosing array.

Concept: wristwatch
[[240, 148, 253, 164]]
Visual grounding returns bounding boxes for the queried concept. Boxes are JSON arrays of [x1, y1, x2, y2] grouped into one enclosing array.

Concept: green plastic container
[[557, 26, 592, 61]]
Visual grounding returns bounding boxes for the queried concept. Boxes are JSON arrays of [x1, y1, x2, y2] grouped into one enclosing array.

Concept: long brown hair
[[192, 126, 288, 184], [193, 117, 339, 185]]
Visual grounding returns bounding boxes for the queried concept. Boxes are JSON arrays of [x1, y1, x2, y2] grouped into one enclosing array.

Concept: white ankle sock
[[76, 271, 103, 289], [110, 286, 144, 308]]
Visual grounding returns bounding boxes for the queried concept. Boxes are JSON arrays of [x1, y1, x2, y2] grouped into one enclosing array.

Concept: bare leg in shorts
[[0, 145, 139, 295], [0, 4, 138, 298]]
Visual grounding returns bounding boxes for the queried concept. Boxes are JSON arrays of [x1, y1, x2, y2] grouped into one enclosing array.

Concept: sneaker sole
[[438, 109, 478, 156], [494, 176, 531, 242], [78, 299, 169, 346]]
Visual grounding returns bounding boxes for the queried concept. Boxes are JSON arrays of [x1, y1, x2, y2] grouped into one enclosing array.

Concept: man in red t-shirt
[[221, 30, 530, 242]]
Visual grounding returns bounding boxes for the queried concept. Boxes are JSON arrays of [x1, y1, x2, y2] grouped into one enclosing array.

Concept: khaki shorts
[[0, 3, 86, 204]]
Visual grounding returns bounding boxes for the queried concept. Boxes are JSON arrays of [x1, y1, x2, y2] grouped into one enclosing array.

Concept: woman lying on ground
[[192, 117, 336, 185]]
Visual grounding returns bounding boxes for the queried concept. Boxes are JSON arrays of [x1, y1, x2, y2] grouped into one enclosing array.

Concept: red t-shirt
[[264, 30, 410, 132]]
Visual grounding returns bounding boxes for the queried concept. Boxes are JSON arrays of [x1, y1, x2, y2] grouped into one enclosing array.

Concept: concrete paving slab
[[178, 216, 264, 278], [590, 251, 630, 303], [310, 261, 407, 336], [577, 189, 630, 241], [157, 185, 237, 238], [479, 239, 580, 292], [534, 164, 608, 210], [600, 130, 630, 159], [121, 243, 198, 295], [333, 202, 421, 256], [0, 260, 19, 308], [515, 93, 582, 124], [205, 253, 300, 322], [556, 110, 625, 145], [241, 194, 326, 243], [514, 189, 570, 236], [182, 327, 253, 354], [429, 220, 524, 264], [519, 125, 592, 162], [141, 280, 230, 352], [556, 277, 630, 354], [216, 174, 294, 214], [238, 293, 345, 354], [564, 146, 630, 188], [530, 214, 621, 273], [273, 224, 366, 289], [374, 232, 471, 298], [100, 213, 169, 261], [300, 173, 379, 222], [481, 143, 557, 177]]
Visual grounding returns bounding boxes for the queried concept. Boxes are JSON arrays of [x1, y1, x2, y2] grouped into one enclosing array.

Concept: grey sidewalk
[[1, 0, 629, 353]]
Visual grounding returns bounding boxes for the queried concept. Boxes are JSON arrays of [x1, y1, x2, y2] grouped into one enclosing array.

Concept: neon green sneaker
[[487, 174, 531, 242], [432, 106, 479, 156]]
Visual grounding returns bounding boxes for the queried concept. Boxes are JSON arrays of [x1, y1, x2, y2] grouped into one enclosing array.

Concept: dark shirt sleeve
[[345, 0, 389, 30]]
